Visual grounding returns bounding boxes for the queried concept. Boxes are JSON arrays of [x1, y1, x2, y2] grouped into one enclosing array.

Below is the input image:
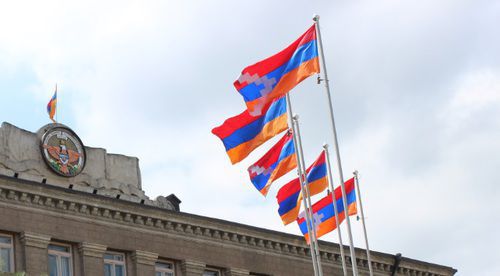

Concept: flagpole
[[55, 83, 58, 123], [354, 171, 373, 276], [323, 144, 348, 276], [286, 94, 321, 276], [313, 14, 359, 275], [292, 114, 323, 276]]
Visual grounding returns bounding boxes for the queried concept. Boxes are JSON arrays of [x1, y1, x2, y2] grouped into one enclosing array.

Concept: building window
[[155, 261, 175, 276], [203, 269, 220, 276], [48, 243, 73, 276], [104, 252, 126, 276], [0, 234, 14, 273]]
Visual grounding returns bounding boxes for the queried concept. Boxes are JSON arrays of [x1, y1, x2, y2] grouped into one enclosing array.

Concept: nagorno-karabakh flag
[[234, 25, 319, 115], [276, 151, 329, 225], [297, 177, 357, 243], [248, 131, 297, 196], [47, 89, 57, 123], [212, 97, 288, 164]]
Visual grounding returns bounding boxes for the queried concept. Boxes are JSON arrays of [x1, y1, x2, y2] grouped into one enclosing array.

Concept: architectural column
[[181, 259, 206, 276], [20, 231, 51, 275], [131, 250, 158, 275], [78, 242, 107, 276], [224, 268, 251, 276]]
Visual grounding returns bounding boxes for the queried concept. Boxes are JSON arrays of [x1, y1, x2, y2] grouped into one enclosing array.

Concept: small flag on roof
[[47, 85, 57, 123]]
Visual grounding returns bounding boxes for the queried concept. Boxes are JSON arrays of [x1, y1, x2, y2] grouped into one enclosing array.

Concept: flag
[[212, 97, 288, 164], [234, 25, 319, 115], [276, 151, 329, 225], [47, 87, 57, 123], [248, 130, 297, 196], [297, 177, 357, 243]]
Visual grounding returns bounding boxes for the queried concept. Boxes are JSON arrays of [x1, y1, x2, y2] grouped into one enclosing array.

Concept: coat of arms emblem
[[40, 125, 86, 177]]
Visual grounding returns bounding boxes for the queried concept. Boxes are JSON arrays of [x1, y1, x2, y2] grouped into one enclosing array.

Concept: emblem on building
[[40, 125, 86, 177]]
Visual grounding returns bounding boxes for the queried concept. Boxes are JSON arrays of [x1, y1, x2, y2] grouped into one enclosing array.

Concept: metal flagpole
[[286, 94, 320, 276], [354, 171, 374, 276], [55, 83, 58, 123], [292, 114, 323, 276], [323, 144, 348, 276], [313, 14, 359, 275]]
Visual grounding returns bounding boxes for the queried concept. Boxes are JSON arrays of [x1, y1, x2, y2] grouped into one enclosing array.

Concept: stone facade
[[0, 122, 178, 211], [0, 123, 457, 276]]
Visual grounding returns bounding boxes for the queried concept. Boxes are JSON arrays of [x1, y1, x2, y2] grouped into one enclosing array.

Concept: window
[[0, 234, 14, 273], [104, 252, 126, 276], [155, 261, 175, 276], [48, 243, 73, 276], [203, 269, 220, 276]]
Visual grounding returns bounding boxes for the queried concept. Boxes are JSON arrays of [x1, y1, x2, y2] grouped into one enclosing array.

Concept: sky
[[0, 0, 499, 274]]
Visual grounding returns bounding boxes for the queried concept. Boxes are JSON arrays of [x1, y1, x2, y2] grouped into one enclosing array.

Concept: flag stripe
[[245, 57, 319, 114], [222, 105, 287, 150], [250, 138, 295, 191], [212, 97, 288, 164], [276, 152, 328, 225], [259, 153, 297, 196], [248, 132, 297, 196], [306, 160, 326, 183], [226, 114, 288, 164], [303, 204, 357, 242], [237, 39, 318, 102], [47, 91, 57, 121], [234, 25, 317, 91], [278, 189, 301, 215], [234, 25, 320, 115], [280, 205, 301, 224], [298, 188, 357, 234], [276, 152, 326, 202], [277, 178, 301, 203], [212, 97, 286, 140], [277, 174, 327, 215]]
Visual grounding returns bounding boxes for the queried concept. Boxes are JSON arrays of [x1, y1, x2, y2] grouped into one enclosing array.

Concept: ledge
[[0, 175, 456, 276]]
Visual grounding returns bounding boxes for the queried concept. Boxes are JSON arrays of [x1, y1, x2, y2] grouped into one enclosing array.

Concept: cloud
[[0, 1, 499, 274]]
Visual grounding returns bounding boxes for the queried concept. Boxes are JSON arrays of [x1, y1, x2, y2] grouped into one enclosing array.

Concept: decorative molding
[[0, 181, 455, 276], [181, 259, 206, 274], [132, 250, 159, 266], [78, 242, 107, 258], [20, 232, 51, 249], [224, 268, 250, 276]]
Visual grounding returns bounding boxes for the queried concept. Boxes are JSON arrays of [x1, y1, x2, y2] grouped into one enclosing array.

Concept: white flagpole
[[354, 171, 374, 276], [286, 94, 321, 276], [313, 14, 359, 275], [292, 114, 323, 276], [323, 144, 348, 276]]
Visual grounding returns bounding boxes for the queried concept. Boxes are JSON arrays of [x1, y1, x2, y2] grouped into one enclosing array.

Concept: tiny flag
[[297, 177, 357, 243], [212, 97, 288, 164], [47, 86, 57, 123], [248, 130, 297, 196], [276, 151, 329, 225], [234, 25, 319, 115]]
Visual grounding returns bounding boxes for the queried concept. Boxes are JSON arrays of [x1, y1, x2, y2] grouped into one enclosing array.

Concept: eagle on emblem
[[43, 140, 80, 175]]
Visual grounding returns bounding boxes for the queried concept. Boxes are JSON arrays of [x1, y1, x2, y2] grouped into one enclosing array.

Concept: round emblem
[[40, 126, 86, 177]]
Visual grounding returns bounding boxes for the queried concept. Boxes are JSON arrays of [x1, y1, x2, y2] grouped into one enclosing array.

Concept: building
[[0, 122, 457, 276]]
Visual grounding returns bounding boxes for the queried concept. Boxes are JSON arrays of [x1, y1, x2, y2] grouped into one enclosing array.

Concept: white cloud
[[1, 1, 499, 274]]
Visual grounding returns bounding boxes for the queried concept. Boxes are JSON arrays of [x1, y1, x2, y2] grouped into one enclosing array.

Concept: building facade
[[0, 122, 457, 276]]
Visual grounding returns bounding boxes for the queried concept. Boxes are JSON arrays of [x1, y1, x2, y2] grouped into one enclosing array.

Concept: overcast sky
[[1, 1, 499, 275]]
